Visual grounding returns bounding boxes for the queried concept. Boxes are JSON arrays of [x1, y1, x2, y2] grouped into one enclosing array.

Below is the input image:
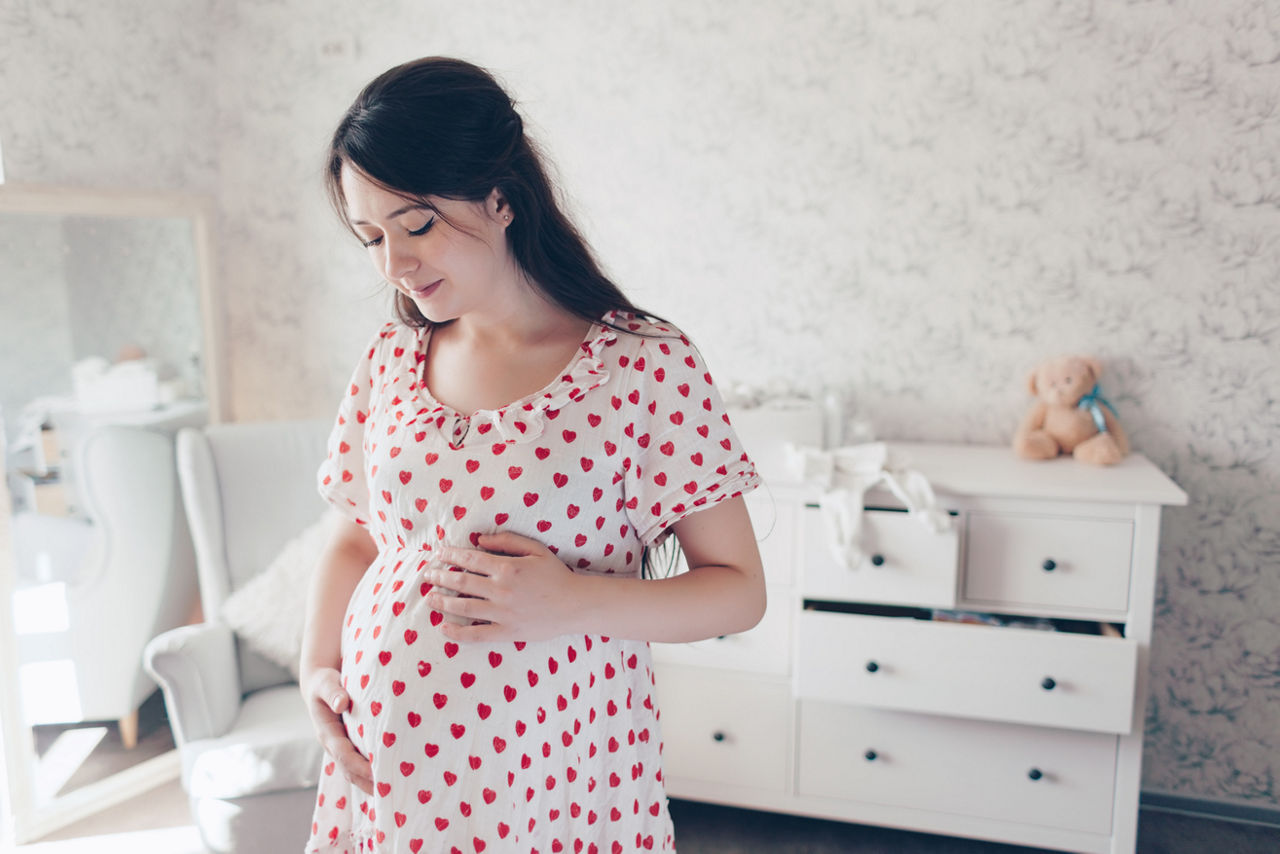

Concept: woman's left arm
[[425, 496, 765, 643]]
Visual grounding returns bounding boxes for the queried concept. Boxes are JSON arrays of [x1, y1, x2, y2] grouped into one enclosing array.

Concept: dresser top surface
[[881, 443, 1188, 506]]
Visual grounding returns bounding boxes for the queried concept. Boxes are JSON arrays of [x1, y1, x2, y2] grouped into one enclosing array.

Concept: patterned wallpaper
[[2, 0, 1278, 807]]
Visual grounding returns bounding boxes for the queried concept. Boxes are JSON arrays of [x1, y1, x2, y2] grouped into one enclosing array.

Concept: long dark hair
[[325, 56, 648, 329]]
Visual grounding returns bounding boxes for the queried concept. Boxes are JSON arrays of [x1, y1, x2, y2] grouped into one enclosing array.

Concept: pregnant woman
[[300, 57, 765, 853]]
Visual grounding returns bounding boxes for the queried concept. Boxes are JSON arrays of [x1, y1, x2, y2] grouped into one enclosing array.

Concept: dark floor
[[31, 688, 174, 797], [668, 799, 1280, 853]]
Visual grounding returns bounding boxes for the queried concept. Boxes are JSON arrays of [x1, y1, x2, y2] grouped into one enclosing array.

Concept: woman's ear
[[488, 188, 513, 226]]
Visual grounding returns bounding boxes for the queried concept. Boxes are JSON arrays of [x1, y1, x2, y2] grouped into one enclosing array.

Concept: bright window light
[[33, 725, 106, 805], [18, 661, 81, 723], [12, 583, 70, 635]]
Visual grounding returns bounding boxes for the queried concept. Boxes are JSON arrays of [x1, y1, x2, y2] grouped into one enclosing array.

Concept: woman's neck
[[442, 285, 587, 354]]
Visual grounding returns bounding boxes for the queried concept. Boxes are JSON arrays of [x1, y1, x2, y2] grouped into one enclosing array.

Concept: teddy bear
[[1012, 355, 1129, 465]]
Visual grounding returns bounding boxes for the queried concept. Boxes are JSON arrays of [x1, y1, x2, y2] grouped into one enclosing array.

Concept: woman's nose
[[382, 236, 419, 281]]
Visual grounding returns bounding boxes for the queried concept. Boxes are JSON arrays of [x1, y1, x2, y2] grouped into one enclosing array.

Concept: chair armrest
[[144, 621, 242, 745]]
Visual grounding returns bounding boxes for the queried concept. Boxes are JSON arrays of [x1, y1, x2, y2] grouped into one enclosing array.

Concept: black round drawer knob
[[1028, 768, 1043, 781], [865, 660, 880, 673], [1042, 558, 1057, 572], [864, 749, 878, 762], [870, 554, 886, 567], [1041, 677, 1057, 691], [712, 731, 726, 742]]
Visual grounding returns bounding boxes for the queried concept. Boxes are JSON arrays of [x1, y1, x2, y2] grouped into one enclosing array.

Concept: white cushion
[[219, 514, 332, 679], [183, 684, 323, 800]]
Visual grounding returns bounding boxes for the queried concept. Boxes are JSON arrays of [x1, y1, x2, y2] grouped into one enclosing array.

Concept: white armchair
[[144, 419, 330, 854], [10, 423, 199, 748]]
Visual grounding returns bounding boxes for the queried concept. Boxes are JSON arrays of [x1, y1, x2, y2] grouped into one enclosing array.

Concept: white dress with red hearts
[[304, 312, 760, 854]]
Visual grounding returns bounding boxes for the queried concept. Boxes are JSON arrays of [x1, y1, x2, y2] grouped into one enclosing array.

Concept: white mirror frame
[[0, 184, 222, 845]]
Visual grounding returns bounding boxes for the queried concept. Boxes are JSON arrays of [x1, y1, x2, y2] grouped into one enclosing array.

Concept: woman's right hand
[[303, 667, 373, 795]]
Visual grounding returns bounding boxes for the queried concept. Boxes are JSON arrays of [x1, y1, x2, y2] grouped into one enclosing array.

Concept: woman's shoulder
[[356, 320, 420, 361], [605, 310, 686, 342], [601, 311, 715, 384]]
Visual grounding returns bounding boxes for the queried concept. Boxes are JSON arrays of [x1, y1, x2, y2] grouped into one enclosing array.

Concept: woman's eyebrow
[[350, 203, 430, 226]]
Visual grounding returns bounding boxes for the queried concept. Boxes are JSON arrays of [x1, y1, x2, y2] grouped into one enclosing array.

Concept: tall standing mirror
[[0, 185, 222, 843]]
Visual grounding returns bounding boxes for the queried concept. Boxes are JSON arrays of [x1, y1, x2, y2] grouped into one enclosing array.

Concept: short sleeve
[[316, 327, 386, 526], [621, 331, 761, 547]]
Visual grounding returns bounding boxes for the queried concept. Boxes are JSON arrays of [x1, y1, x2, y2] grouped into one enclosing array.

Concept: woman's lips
[[410, 279, 442, 298]]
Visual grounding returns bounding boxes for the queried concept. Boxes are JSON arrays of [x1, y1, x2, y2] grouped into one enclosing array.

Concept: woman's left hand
[[424, 532, 584, 642]]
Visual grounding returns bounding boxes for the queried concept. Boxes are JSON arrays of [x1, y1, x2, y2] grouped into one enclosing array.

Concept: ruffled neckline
[[407, 312, 620, 448]]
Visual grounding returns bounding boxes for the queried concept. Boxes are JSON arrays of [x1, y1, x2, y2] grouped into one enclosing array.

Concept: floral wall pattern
[[2, 0, 1277, 807]]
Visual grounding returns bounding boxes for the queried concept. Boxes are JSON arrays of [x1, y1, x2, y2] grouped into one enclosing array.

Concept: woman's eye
[[408, 218, 436, 237], [360, 235, 383, 248]]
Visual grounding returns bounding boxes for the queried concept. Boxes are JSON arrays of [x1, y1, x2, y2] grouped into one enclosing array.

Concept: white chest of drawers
[[652, 443, 1187, 854]]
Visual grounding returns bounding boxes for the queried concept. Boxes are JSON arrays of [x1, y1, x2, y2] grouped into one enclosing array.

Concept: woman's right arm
[[299, 516, 378, 795]]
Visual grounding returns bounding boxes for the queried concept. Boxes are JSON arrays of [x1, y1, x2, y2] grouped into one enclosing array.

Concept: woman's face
[[341, 164, 516, 323]]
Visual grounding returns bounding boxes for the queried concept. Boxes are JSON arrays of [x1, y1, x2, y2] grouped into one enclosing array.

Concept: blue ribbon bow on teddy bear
[[1077, 382, 1115, 434]]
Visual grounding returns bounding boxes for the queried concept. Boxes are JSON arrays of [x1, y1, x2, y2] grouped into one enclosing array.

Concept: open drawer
[[795, 609, 1138, 734]]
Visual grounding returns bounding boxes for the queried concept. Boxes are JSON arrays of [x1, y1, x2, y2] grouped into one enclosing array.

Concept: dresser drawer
[[796, 702, 1118, 835], [653, 666, 790, 792], [800, 507, 958, 608], [795, 610, 1137, 734], [964, 512, 1133, 613], [651, 584, 792, 675]]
